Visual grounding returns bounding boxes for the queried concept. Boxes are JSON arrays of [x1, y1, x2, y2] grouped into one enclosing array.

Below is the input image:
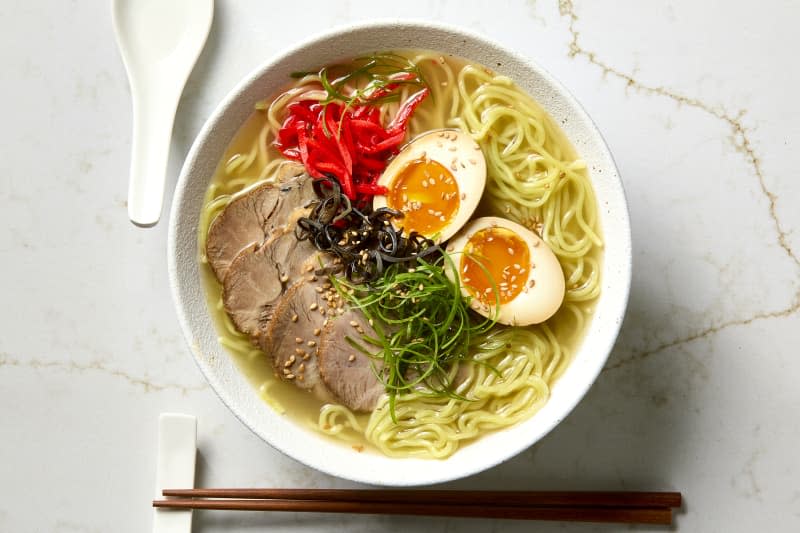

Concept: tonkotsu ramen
[[198, 51, 602, 459]]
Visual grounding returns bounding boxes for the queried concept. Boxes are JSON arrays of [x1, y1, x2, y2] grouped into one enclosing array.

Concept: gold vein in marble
[[557, 0, 800, 370], [559, 0, 796, 265], [604, 294, 800, 371], [0, 353, 208, 394]]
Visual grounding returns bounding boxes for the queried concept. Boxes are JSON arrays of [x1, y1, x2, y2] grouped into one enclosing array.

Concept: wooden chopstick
[[153, 489, 681, 525], [153, 498, 673, 524], [162, 488, 681, 509]]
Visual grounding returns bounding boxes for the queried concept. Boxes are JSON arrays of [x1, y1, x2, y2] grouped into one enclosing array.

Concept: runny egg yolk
[[386, 158, 460, 236], [460, 227, 531, 305]]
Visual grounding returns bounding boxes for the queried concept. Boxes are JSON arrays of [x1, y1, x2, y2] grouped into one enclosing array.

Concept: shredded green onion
[[333, 253, 497, 421], [316, 53, 429, 108]]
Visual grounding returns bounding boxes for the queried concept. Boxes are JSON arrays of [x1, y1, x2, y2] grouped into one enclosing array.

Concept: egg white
[[446, 216, 566, 326], [373, 128, 486, 243]]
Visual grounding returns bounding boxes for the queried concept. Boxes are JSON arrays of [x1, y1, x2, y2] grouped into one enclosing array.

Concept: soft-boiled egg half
[[373, 129, 486, 243], [447, 217, 566, 326]]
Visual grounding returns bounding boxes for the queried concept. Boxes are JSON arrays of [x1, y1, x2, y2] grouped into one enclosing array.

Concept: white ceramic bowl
[[168, 20, 631, 486]]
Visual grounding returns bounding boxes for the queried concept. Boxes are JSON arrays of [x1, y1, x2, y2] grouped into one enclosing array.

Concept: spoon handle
[[127, 83, 180, 227]]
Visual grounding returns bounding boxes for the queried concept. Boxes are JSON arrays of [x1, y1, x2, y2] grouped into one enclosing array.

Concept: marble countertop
[[2, 1, 798, 531]]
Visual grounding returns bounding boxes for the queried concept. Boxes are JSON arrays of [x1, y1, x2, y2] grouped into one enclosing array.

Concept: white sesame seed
[[348, 354, 356, 362], [295, 337, 303, 344], [309, 303, 318, 310], [291, 314, 298, 322]]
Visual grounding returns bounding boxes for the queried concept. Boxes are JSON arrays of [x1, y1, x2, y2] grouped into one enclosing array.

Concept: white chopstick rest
[[153, 413, 197, 533]]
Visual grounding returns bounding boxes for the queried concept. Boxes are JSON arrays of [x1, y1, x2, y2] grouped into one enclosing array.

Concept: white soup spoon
[[113, 0, 213, 226]]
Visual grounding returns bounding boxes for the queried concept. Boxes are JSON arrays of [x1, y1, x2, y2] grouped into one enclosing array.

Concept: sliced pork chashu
[[221, 230, 318, 338], [260, 280, 335, 402], [318, 311, 386, 412], [206, 162, 314, 281]]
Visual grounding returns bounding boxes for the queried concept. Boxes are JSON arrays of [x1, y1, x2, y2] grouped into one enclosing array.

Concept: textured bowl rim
[[168, 19, 631, 486]]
